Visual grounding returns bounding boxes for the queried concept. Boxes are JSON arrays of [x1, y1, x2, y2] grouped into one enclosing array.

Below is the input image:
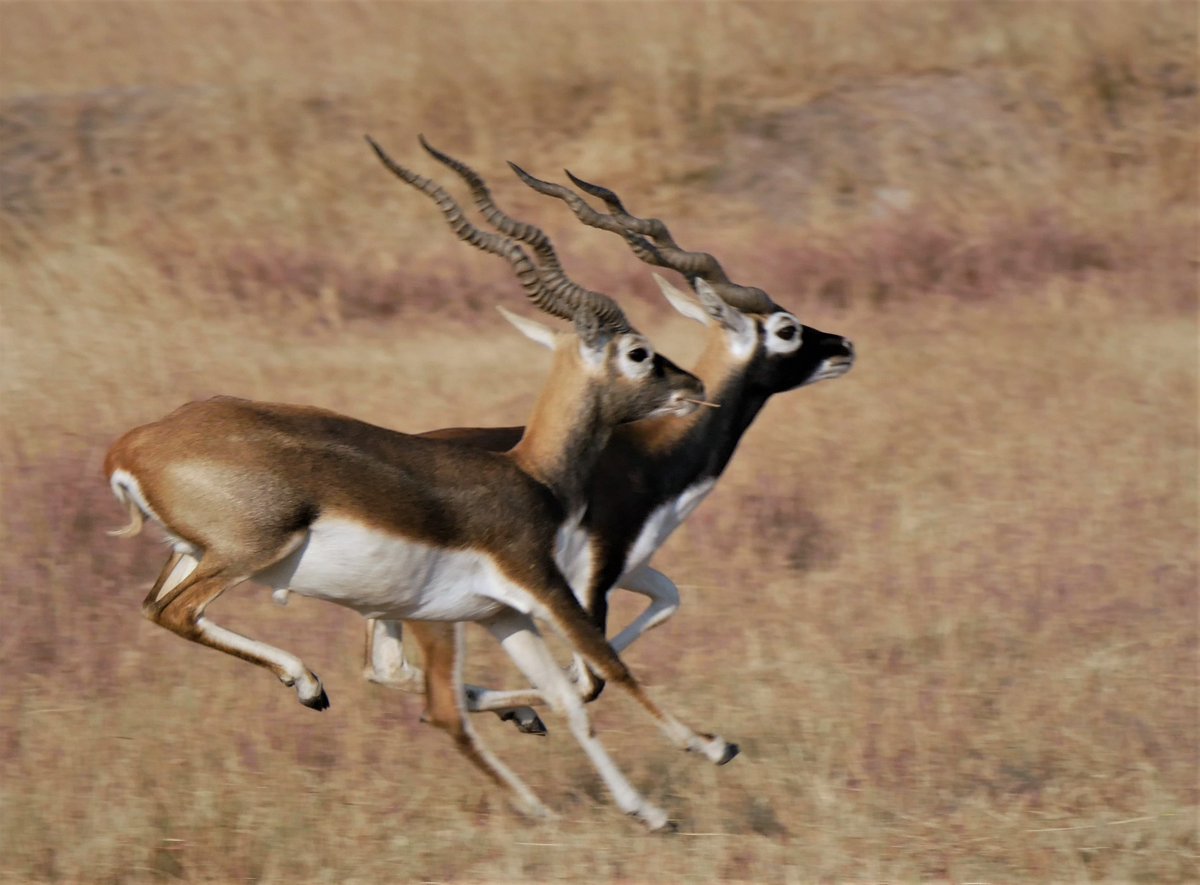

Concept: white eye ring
[[764, 313, 803, 354]]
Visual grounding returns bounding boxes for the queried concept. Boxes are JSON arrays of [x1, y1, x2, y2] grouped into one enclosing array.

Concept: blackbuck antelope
[[105, 138, 736, 831], [363, 144, 855, 729]]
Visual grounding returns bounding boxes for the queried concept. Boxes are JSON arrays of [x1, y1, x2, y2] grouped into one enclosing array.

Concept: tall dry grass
[[1, 2, 1197, 882]]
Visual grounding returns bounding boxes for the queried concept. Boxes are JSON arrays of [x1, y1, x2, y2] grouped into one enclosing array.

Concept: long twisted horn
[[511, 164, 779, 315], [417, 138, 630, 333], [367, 136, 617, 329]]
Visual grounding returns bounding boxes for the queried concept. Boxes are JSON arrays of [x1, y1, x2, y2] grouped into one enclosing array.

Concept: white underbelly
[[254, 516, 511, 621], [621, 478, 717, 576]]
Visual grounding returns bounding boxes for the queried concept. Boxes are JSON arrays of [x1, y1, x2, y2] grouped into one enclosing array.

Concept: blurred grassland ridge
[[1, 2, 1197, 882]]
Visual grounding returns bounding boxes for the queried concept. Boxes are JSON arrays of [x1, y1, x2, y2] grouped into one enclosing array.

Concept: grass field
[[1, 2, 1197, 881]]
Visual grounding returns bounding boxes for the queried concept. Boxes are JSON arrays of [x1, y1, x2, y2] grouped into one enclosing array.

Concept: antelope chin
[[650, 397, 700, 419], [801, 357, 855, 387]]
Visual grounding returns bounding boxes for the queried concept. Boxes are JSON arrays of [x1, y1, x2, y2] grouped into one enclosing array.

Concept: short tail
[[108, 472, 147, 538]]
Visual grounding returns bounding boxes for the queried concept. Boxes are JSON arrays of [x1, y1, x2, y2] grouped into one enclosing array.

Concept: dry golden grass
[[1, 2, 1197, 882]]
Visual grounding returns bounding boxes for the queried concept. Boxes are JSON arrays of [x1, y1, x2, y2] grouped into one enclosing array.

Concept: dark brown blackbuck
[[106, 138, 735, 831], [362, 140, 855, 732]]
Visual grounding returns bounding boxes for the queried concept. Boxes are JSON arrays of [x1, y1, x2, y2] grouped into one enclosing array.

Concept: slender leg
[[363, 619, 423, 692], [465, 565, 690, 717], [525, 580, 738, 768], [363, 618, 547, 734], [407, 620, 552, 820], [141, 538, 328, 710], [563, 564, 683, 702], [608, 565, 681, 654], [484, 609, 671, 832]]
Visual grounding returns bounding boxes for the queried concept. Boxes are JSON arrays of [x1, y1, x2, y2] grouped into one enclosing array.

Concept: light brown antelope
[[363, 143, 854, 728], [105, 138, 736, 831]]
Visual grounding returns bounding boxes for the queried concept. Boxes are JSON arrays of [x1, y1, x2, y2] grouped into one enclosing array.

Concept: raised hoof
[[717, 742, 739, 765], [301, 687, 331, 711], [498, 707, 548, 736]]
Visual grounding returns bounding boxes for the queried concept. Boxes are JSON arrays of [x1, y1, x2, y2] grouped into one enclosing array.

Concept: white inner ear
[[654, 273, 709, 326], [692, 278, 755, 356], [497, 306, 556, 350]]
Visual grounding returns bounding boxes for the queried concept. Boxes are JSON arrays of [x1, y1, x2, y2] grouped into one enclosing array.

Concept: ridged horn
[[365, 135, 575, 323], [415, 138, 630, 333], [516, 163, 779, 315]]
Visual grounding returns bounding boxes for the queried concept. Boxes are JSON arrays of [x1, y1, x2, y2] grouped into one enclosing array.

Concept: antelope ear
[[694, 278, 752, 337], [497, 306, 556, 350], [654, 273, 709, 326]]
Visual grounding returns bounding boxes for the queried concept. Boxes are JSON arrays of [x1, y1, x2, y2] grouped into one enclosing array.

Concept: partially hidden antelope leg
[[483, 609, 671, 832], [527, 578, 738, 768], [460, 564, 684, 711], [363, 618, 547, 735], [141, 535, 329, 710], [607, 565, 682, 653], [562, 564, 683, 703], [363, 618, 423, 691], [406, 620, 552, 820]]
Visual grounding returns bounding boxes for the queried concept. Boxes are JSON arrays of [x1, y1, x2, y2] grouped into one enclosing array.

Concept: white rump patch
[[109, 468, 199, 555]]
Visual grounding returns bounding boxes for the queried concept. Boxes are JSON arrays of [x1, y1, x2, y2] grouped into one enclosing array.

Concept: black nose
[[840, 338, 854, 357]]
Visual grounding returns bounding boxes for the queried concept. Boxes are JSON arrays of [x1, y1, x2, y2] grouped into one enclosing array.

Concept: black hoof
[[718, 742, 739, 765], [499, 707, 548, 736], [658, 819, 679, 835], [302, 687, 330, 711]]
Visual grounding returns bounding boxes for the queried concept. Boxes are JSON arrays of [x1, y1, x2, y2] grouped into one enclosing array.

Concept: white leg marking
[[446, 623, 552, 819], [156, 554, 199, 603], [364, 619, 424, 691], [194, 617, 323, 702], [609, 565, 681, 654], [485, 610, 670, 831]]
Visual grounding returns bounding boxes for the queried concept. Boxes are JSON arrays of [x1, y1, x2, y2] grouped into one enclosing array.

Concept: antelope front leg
[[608, 565, 681, 654], [469, 564, 685, 711], [534, 593, 739, 768], [560, 564, 684, 702], [362, 618, 547, 735], [484, 609, 671, 832]]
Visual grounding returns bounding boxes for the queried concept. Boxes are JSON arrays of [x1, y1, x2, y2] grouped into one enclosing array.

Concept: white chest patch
[[554, 508, 595, 605], [621, 478, 717, 577], [254, 516, 524, 622]]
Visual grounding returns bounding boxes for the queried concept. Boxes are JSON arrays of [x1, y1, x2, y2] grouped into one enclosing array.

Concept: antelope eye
[[628, 347, 649, 363], [776, 325, 797, 341]]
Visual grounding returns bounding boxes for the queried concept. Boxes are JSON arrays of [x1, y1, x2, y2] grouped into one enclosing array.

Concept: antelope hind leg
[[407, 620, 553, 820], [142, 539, 329, 710], [363, 618, 547, 735]]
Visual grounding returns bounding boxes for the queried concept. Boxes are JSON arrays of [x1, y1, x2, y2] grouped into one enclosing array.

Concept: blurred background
[[1, 2, 1196, 881]]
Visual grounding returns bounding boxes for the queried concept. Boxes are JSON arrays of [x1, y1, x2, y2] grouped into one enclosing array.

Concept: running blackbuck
[[363, 144, 855, 726], [105, 138, 735, 831]]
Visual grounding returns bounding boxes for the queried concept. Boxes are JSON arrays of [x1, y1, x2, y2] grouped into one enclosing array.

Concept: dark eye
[[628, 347, 649, 363], [776, 325, 797, 341]]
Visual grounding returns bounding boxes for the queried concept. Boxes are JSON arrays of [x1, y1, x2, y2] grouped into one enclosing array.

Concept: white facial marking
[[616, 334, 655, 381], [764, 312, 804, 356]]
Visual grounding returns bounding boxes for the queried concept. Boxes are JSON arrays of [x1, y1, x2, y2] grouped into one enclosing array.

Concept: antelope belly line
[[253, 516, 509, 621]]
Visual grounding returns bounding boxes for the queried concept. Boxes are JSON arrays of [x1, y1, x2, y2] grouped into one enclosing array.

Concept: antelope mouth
[[803, 355, 855, 387], [652, 392, 704, 419]]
